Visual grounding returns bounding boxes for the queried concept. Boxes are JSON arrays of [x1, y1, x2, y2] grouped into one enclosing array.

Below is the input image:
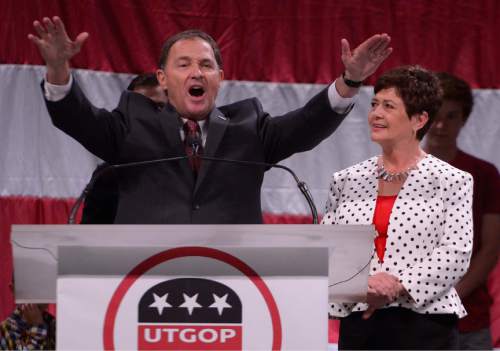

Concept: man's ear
[[219, 69, 224, 81], [156, 69, 167, 90]]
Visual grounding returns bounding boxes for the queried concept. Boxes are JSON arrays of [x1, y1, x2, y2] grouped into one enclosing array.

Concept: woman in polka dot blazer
[[323, 66, 473, 349]]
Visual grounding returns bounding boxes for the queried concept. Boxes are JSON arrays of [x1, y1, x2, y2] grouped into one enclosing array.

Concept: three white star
[[149, 291, 233, 316], [149, 293, 172, 315], [209, 293, 232, 315], [179, 293, 202, 315]]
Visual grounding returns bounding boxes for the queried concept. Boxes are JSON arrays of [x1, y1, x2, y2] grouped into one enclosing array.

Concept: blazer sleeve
[[258, 88, 351, 164], [44, 78, 130, 163], [396, 171, 474, 309]]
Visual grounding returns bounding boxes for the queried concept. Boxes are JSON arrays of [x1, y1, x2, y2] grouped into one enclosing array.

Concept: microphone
[[67, 155, 188, 224], [187, 133, 319, 224]]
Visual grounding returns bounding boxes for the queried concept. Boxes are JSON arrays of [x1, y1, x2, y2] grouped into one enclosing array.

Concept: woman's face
[[368, 87, 425, 145]]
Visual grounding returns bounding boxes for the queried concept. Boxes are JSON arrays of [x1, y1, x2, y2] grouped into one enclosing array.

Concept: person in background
[[424, 72, 500, 350], [126, 72, 168, 110], [80, 72, 168, 224], [323, 66, 473, 349], [0, 304, 55, 350]]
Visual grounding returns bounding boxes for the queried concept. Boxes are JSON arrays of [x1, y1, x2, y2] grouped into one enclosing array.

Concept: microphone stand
[[198, 155, 319, 224], [188, 137, 317, 223], [68, 152, 318, 224], [67, 156, 187, 224]]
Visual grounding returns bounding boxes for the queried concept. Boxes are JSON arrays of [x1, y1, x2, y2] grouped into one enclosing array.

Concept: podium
[[12, 224, 373, 350]]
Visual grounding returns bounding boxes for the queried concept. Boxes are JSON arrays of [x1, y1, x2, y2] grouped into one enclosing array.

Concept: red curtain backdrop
[[1, 0, 499, 87]]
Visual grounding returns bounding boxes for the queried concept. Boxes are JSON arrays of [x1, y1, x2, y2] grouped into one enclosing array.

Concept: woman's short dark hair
[[374, 65, 443, 140], [158, 29, 222, 69], [436, 72, 474, 122]]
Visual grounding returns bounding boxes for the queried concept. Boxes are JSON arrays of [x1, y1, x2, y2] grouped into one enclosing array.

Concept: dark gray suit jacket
[[45, 80, 350, 224]]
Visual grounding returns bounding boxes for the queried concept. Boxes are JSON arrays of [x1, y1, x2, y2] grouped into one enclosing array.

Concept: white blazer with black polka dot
[[322, 154, 473, 317]]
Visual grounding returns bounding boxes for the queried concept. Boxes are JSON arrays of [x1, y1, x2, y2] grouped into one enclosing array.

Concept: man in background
[[80, 73, 168, 223], [127, 72, 168, 110], [424, 72, 500, 350]]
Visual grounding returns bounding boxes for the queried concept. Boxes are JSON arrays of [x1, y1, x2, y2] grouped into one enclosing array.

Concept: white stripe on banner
[[1, 64, 499, 214]]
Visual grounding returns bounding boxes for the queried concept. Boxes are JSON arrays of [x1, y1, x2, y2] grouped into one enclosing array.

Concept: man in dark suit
[[29, 16, 392, 224]]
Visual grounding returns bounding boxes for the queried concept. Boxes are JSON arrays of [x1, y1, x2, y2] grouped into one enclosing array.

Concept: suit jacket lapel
[[158, 106, 185, 155], [194, 108, 229, 194]]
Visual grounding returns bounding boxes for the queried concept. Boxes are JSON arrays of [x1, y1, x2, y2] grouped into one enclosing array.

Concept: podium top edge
[[12, 224, 373, 232], [11, 224, 376, 248]]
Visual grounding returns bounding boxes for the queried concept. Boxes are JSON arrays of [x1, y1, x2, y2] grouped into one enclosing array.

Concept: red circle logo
[[103, 246, 282, 350]]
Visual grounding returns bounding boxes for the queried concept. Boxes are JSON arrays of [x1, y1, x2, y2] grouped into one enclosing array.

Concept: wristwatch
[[342, 71, 363, 88]]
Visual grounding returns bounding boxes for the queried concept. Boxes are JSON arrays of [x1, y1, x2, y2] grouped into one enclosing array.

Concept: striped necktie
[[183, 120, 203, 173]]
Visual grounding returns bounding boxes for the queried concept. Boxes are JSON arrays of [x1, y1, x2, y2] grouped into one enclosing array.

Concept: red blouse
[[372, 195, 397, 263]]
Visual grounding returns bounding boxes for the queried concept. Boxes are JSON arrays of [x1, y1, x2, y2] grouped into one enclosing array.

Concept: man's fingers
[[43, 17, 57, 36], [33, 20, 48, 39], [364, 34, 384, 52], [53, 16, 66, 34], [378, 47, 393, 62], [356, 34, 384, 54], [354, 34, 391, 64], [371, 33, 390, 50], [369, 34, 391, 53], [74, 32, 89, 50], [27, 33, 43, 46], [376, 38, 391, 54], [341, 38, 351, 59]]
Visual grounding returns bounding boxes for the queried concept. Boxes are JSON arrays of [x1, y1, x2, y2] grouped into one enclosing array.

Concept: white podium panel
[[58, 246, 328, 350]]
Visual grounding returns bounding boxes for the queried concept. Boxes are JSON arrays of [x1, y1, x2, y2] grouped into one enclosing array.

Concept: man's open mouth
[[189, 86, 205, 97]]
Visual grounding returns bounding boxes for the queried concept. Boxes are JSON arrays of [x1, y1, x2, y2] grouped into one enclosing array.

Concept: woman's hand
[[363, 272, 405, 319]]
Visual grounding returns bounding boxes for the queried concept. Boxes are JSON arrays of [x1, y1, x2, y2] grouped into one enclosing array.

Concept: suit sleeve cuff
[[327, 80, 356, 114]]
